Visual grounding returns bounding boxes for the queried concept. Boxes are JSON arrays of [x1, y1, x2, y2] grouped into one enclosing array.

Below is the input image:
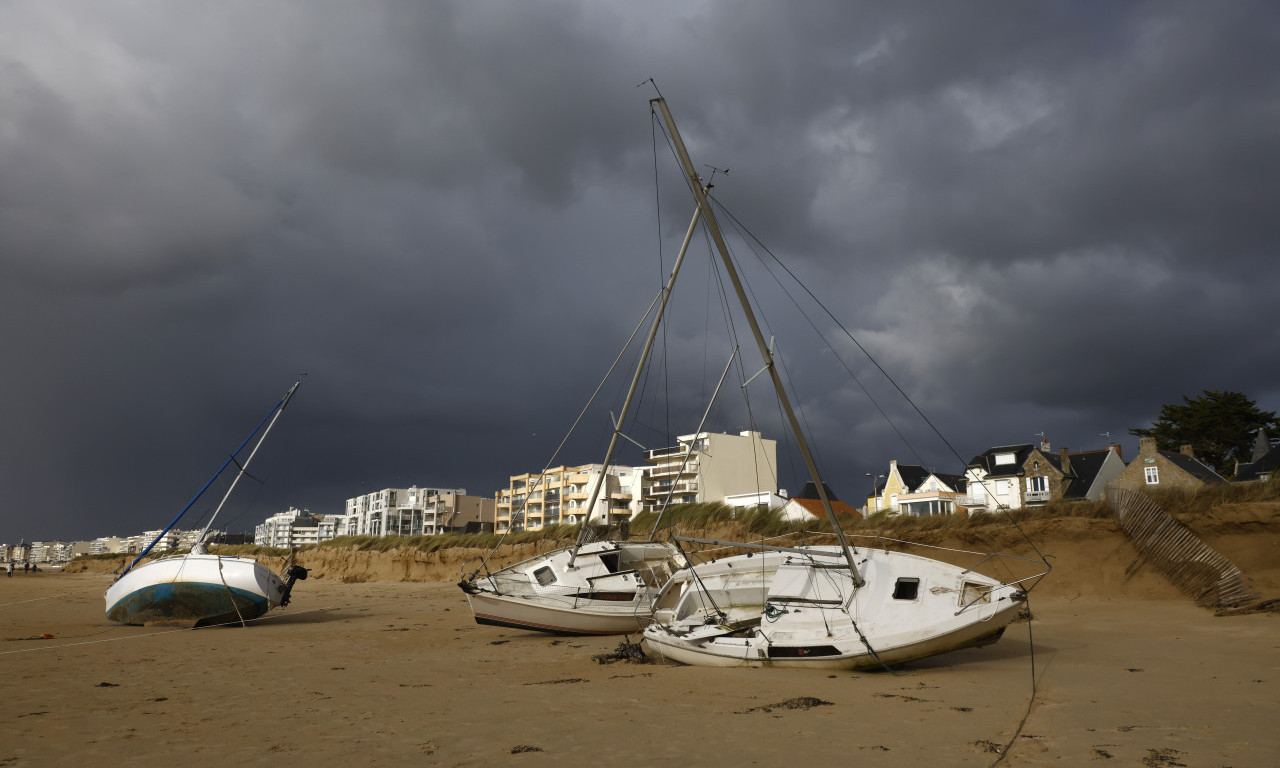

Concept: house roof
[[1161, 450, 1227, 485], [1060, 449, 1110, 500], [1235, 445, 1280, 482], [892, 464, 931, 492], [966, 444, 1035, 477], [932, 472, 968, 493], [795, 481, 841, 502], [787, 497, 863, 521]]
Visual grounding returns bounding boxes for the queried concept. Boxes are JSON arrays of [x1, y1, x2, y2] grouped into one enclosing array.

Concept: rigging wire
[[711, 196, 930, 470], [709, 195, 1050, 569], [467, 289, 666, 577]]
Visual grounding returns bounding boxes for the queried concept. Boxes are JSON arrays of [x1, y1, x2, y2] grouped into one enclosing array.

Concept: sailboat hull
[[463, 589, 651, 635], [105, 555, 286, 627], [643, 601, 1019, 670]]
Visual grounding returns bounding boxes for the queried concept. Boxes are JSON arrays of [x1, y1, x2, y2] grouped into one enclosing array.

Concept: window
[[892, 578, 920, 600], [995, 452, 1015, 466], [1144, 466, 1159, 485], [533, 566, 556, 586], [1027, 476, 1048, 493]]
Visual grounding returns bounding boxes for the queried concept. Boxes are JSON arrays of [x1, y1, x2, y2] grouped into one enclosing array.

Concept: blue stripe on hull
[[106, 581, 270, 627]]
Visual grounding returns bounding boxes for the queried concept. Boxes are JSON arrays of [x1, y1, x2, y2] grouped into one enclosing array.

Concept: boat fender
[[279, 565, 309, 608]]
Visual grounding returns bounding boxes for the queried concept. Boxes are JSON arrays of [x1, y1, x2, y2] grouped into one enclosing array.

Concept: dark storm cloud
[[2, 1, 1278, 542]]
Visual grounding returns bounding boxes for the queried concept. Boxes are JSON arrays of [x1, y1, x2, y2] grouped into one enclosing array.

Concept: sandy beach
[[2, 551, 1276, 768]]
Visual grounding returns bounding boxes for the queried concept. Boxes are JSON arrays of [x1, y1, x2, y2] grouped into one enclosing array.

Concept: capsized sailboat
[[459, 539, 683, 634], [105, 381, 308, 627], [639, 94, 1048, 668], [643, 538, 1029, 669]]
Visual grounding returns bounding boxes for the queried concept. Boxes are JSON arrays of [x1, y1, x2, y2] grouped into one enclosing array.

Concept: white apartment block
[[641, 430, 778, 513], [90, 536, 134, 555], [495, 464, 645, 533], [341, 486, 493, 538], [255, 508, 341, 548]]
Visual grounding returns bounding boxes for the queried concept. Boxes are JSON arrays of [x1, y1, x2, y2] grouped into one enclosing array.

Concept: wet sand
[[2, 572, 1276, 767]]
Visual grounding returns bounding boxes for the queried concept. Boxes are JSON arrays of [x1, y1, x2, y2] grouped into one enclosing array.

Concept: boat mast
[[651, 97, 864, 585], [117, 379, 302, 579], [567, 205, 703, 568], [192, 379, 302, 552]]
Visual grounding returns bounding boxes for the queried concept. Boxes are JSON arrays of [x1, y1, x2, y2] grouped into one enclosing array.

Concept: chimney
[[1059, 447, 1071, 475], [1109, 443, 1123, 460], [1138, 436, 1157, 456], [1040, 436, 1051, 452], [1180, 444, 1196, 459]]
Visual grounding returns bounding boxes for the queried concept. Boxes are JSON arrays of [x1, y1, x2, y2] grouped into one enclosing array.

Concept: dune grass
[[71, 479, 1278, 564]]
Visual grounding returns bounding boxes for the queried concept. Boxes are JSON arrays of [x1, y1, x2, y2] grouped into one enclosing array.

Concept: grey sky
[[3, 1, 1277, 542]]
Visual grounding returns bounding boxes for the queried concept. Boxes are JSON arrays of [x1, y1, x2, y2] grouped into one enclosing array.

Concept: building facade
[[1110, 437, 1226, 493], [495, 464, 644, 533], [255, 508, 335, 547], [342, 487, 494, 538], [640, 430, 778, 513]]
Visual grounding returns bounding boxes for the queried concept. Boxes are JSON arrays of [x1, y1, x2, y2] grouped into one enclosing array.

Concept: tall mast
[[567, 205, 703, 568], [192, 379, 302, 551], [651, 97, 864, 585], [118, 379, 302, 578]]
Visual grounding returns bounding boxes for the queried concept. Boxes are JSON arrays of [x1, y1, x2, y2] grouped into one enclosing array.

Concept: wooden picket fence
[[1107, 485, 1258, 608]]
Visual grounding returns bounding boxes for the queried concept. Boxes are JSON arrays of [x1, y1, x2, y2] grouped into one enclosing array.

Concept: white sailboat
[[639, 95, 1047, 668], [459, 539, 682, 634], [105, 381, 308, 627], [643, 540, 1029, 669]]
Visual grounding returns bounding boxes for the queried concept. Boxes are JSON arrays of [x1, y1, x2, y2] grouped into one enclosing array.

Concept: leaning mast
[[651, 96, 864, 585]]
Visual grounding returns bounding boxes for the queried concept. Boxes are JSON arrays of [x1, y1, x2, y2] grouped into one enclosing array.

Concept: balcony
[[647, 461, 699, 478], [1024, 490, 1051, 504], [643, 481, 699, 498], [644, 446, 688, 462]]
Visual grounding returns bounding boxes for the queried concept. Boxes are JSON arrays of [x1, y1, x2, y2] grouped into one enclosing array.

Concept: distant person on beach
[[5, 562, 12, 578], [23, 561, 30, 573]]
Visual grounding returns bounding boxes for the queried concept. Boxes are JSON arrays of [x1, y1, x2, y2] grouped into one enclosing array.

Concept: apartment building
[[255, 508, 338, 547], [341, 486, 494, 538], [641, 430, 778, 513], [494, 464, 644, 533]]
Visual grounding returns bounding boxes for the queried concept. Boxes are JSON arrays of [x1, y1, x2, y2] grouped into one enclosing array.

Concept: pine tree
[[1130, 390, 1277, 473]]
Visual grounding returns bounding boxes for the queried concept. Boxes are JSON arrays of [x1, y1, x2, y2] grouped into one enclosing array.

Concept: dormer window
[[995, 452, 1015, 466]]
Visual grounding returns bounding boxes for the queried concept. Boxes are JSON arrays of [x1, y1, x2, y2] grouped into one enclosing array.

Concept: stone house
[[963, 439, 1125, 510], [1110, 437, 1226, 493]]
